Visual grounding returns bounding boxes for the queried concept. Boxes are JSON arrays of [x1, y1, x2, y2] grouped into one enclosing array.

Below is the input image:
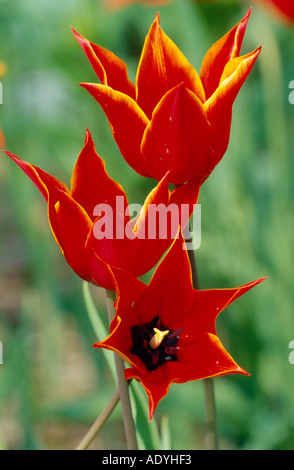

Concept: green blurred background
[[0, 0, 293, 450]]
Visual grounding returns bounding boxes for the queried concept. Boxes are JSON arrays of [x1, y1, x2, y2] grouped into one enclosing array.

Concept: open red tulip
[[5, 130, 199, 290], [72, 9, 260, 185], [94, 232, 266, 419]]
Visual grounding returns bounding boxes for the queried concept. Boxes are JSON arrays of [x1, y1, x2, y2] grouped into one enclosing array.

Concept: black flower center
[[130, 316, 183, 372]]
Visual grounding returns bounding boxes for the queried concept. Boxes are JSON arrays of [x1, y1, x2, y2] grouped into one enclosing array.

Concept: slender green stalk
[[203, 378, 218, 450], [75, 388, 121, 450], [106, 289, 138, 450], [187, 229, 218, 450]]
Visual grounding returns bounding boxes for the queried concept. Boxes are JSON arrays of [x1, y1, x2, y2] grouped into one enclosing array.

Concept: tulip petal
[[169, 179, 200, 229], [53, 189, 114, 288], [89, 211, 136, 273], [5, 151, 69, 202], [142, 84, 212, 184], [132, 176, 200, 278], [72, 27, 135, 98], [167, 332, 249, 383], [125, 332, 248, 420], [200, 8, 252, 99], [80, 83, 150, 178], [133, 170, 170, 238], [90, 173, 173, 279], [136, 13, 205, 119], [204, 47, 261, 168], [179, 277, 267, 336], [94, 284, 148, 370], [71, 129, 128, 222], [124, 366, 169, 421], [134, 233, 194, 326], [5, 151, 70, 253]]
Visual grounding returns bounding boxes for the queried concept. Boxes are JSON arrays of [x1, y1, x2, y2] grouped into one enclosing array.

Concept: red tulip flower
[[72, 9, 260, 185], [5, 130, 199, 290], [94, 233, 266, 419]]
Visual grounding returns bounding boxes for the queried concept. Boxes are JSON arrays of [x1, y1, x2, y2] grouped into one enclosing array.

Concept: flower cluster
[[6, 9, 265, 418], [72, 9, 260, 185]]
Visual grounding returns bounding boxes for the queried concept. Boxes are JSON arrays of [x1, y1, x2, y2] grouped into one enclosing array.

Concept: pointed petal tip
[[254, 275, 268, 285], [79, 81, 97, 89], [236, 364, 250, 376], [71, 26, 82, 40], [4, 150, 23, 164], [84, 127, 92, 144], [239, 7, 252, 30], [148, 409, 155, 422], [244, 7, 252, 21], [254, 45, 262, 56]]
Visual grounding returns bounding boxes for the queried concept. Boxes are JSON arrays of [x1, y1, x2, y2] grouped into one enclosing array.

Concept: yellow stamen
[[149, 328, 169, 350]]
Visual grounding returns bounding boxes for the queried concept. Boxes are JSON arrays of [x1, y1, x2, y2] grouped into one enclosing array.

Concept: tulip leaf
[[82, 281, 116, 384], [160, 415, 172, 450], [129, 380, 161, 451]]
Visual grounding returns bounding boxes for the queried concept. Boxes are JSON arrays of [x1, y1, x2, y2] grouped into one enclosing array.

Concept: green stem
[[106, 289, 138, 450], [75, 388, 121, 450], [187, 230, 218, 450], [203, 378, 218, 450]]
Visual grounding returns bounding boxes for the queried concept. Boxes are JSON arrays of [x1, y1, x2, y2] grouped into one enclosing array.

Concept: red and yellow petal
[[125, 332, 248, 420], [5, 152, 70, 254], [110, 265, 147, 319], [200, 8, 252, 99], [131, 175, 200, 278], [80, 83, 150, 178], [169, 332, 249, 383], [5, 151, 69, 202], [72, 27, 135, 98], [52, 189, 95, 281], [176, 277, 267, 337], [52, 190, 115, 289], [94, 313, 147, 372], [89, 174, 175, 280], [89, 211, 137, 272], [204, 47, 261, 168], [71, 129, 128, 222], [124, 366, 173, 421], [136, 13, 205, 119], [133, 233, 194, 326], [141, 84, 212, 184]]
